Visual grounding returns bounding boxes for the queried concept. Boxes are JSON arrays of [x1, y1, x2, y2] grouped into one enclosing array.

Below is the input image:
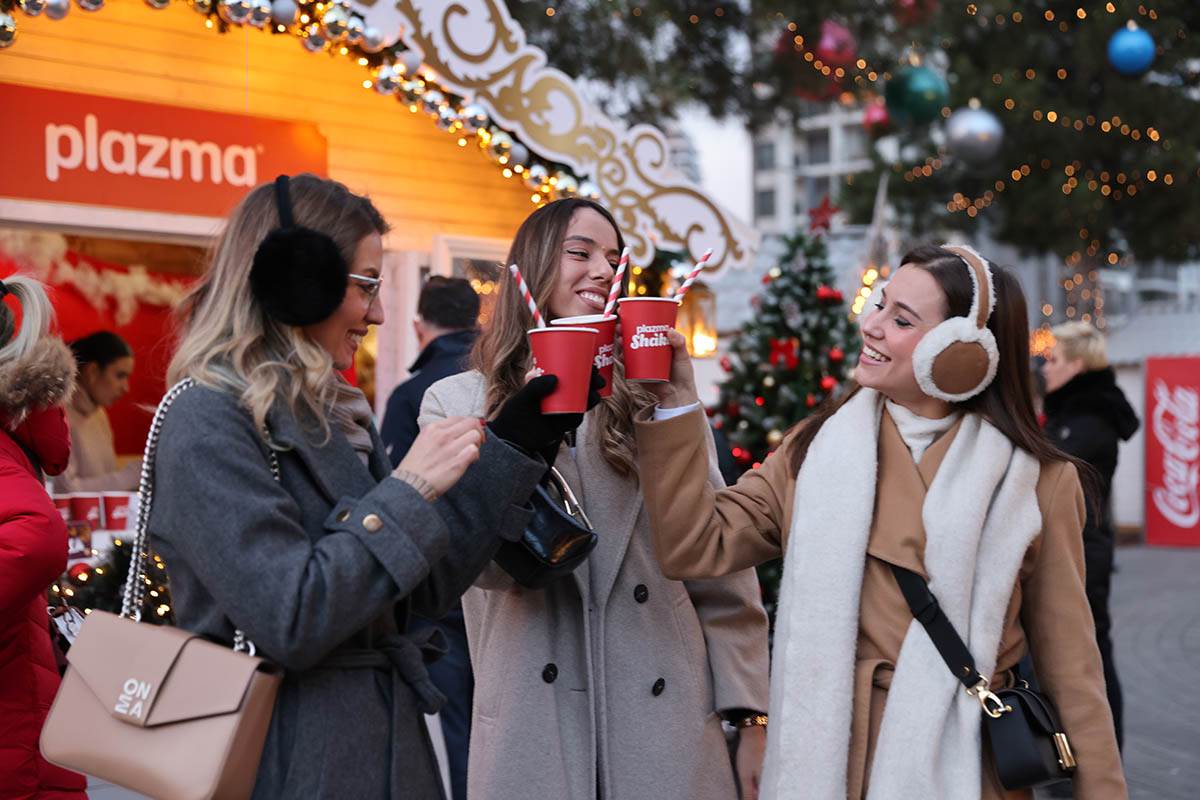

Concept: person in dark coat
[[0, 274, 87, 800], [381, 276, 480, 468], [148, 175, 584, 798], [380, 275, 480, 800], [1041, 321, 1140, 748]]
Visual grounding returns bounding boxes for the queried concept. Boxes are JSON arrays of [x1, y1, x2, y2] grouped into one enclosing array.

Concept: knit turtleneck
[[884, 399, 960, 463]]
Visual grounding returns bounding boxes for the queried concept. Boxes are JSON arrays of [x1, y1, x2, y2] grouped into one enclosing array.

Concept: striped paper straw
[[508, 263, 546, 328], [673, 248, 713, 303], [603, 246, 630, 317]]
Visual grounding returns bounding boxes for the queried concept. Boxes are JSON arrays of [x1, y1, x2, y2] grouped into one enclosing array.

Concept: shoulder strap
[[888, 563, 985, 691]]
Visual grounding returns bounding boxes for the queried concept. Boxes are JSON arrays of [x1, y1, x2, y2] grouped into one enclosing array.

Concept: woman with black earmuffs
[[144, 174, 582, 798], [634, 244, 1127, 799]]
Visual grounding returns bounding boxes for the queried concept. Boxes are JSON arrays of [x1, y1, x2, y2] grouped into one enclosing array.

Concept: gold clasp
[[1054, 732, 1077, 771], [967, 677, 1011, 719]]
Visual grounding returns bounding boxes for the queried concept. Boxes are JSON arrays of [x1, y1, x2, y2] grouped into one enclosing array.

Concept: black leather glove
[[487, 369, 606, 466]]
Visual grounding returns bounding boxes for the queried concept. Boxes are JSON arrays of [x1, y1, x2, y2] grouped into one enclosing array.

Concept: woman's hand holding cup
[[396, 416, 484, 497], [646, 329, 700, 409]]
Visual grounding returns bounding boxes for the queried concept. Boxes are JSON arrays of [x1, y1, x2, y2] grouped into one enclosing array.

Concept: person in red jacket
[[0, 274, 87, 800]]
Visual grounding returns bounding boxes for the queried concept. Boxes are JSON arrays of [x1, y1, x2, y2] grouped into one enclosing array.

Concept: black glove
[[487, 369, 606, 466]]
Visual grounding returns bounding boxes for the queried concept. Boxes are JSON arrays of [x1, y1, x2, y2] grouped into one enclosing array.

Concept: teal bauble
[[885, 65, 949, 125]]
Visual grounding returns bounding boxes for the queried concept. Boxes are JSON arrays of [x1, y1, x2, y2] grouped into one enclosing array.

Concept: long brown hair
[[788, 244, 1083, 478], [472, 198, 654, 475]]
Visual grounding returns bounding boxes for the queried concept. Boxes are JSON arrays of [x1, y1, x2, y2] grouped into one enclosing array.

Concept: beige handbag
[[40, 379, 282, 800]]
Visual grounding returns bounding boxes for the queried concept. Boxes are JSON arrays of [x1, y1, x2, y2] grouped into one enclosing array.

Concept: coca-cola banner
[[1145, 356, 1200, 547]]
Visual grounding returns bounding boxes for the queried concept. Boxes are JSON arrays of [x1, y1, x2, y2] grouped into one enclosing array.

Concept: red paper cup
[[102, 492, 136, 531], [70, 494, 104, 529], [528, 326, 599, 414], [617, 297, 679, 382], [52, 495, 72, 523], [552, 315, 617, 398]]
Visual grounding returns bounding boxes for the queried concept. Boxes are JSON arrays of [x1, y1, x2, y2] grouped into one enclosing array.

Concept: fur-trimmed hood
[[0, 337, 77, 426]]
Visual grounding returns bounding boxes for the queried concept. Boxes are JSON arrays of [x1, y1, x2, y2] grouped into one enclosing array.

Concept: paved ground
[[86, 545, 1200, 799]]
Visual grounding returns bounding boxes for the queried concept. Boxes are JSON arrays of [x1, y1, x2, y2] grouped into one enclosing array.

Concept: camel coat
[[635, 406, 1127, 800], [420, 372, 771, 800]]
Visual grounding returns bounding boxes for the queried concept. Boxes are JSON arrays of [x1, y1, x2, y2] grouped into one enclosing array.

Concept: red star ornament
[[808, 195, 839, 232]]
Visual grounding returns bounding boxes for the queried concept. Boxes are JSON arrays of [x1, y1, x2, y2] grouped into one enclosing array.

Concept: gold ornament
[[763, 375, 775, 387], [767, 429, 783, 447]]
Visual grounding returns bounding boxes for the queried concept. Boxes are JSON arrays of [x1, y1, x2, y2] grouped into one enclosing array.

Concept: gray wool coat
[[147, 384, 545, 799], [420, 372, 771, 800]]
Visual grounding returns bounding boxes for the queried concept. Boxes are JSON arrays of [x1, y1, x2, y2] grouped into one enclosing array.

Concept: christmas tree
[[710, 207, 859, 624], [52, 540, 175, 626]]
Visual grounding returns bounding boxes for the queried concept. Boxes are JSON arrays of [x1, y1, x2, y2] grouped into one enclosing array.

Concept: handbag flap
[[66, 610, 269, 728], [1000, 686, 1063, 735]]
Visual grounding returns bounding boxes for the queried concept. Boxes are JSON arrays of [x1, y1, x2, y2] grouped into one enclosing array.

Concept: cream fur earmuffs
[[911, 244, 1000, 402]]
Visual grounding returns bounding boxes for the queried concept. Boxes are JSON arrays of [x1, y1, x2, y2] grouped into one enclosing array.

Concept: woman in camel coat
[[635, 245, 1126, 800]]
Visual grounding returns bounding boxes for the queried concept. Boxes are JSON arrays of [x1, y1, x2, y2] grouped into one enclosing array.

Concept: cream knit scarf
[[760, 388, 1043, 800]]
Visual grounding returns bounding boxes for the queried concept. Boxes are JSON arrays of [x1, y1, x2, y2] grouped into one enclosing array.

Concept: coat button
[[336, 509, 351, 523], [633, 584, 649, 603], [651, 678, 665, 696], [362, 513, 383, 532], [542, 663, 558, 683]]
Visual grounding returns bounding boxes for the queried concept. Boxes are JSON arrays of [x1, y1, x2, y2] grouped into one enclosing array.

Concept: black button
[[633, 584, 649, 603], [651, 678, 665, 696], [542, 663, 558, 683]]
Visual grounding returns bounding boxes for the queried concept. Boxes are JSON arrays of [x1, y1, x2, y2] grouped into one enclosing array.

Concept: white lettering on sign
[[114, 677, 152, 719], [45, 114, 257, 186], [1150, 380, 1200, 529], [628, 324, 670, 350]]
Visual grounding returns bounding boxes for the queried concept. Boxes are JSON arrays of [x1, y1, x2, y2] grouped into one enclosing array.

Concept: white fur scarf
[[759, 388, 1042, 800]]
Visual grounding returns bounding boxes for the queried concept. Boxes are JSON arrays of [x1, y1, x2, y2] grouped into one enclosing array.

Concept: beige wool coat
[[635, 406, 1128, 800], [420, 371, 771, 800]]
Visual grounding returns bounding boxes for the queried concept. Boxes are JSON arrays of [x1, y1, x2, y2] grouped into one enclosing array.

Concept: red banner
[[0, 82, 328, 218], [1144, 356, 1200, 547]]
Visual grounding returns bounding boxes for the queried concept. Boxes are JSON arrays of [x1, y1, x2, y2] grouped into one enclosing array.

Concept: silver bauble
[[269, 0, 296, 25], [360, 26, 385, 53], [435, 105, 459, 132], [192, 0, 213, 14], [578, 180, 601, 200], [18, 0, 46, 17], [523, 162, 549, 191], [397, 49, 422, 75], [458, 103, 489, 134], [398, 79, 425, 104], [373, 65, 401, 96], [76, 0, 103, 11], [487, 130, 513, 162], [0, 13, 15, 48], [248, 0, 271, 27], [218, 0, 252, 25], [144, 0, 169, 9], [344, 15, 363, 44], [421, 89, 446, 117], [321, 5, 349, 39], [507, 142, 529, 168], [554, 172, 579, 198], [45, 0, 69, 19], [945, 105, 1004, 166], [302, 23, 327, 52]]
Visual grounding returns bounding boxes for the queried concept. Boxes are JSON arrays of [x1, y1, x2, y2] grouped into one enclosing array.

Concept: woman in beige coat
[[635, 244, 1126, 800], [420, 199, 771, 800]]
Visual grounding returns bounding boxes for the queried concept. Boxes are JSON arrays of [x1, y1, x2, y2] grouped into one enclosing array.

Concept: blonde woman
[[421, 199, 770, 800], [147, 174, 569, 798]]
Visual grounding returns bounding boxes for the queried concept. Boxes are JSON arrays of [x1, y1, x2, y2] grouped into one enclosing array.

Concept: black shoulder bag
[[494, 466, 597, 589], [889, 564, 1077, 790]]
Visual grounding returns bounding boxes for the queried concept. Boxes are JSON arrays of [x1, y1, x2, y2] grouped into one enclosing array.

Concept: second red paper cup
[[528, 326, 598, 413], [551, 315, 617, 398], [617, 297, 678, 382]]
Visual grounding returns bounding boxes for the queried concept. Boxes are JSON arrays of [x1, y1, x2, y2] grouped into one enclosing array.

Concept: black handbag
[[494, 466, 597, 588], [889, 564, 1077, 790]]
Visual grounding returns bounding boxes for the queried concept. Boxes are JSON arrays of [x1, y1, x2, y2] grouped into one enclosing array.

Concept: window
[[842, 126, 868, 161], [804, 129, 831, 165], [753, 142, 776, 172], [804, 176, 831, 210], [754, 189, 776, 219]]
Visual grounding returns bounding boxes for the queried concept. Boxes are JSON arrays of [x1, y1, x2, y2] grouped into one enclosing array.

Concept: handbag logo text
[[114, 678, 153, 719]]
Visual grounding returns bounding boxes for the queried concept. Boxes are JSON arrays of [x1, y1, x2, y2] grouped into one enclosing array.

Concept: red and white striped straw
[[508, 263, 546, 328], [603, 246, 630, 317], [673, 248, 713, 303]]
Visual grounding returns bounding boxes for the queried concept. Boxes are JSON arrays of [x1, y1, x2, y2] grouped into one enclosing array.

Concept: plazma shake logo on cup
[[552, 315, 617, 398], [617, 297, 679, 382], [528, 327, 599, 413]]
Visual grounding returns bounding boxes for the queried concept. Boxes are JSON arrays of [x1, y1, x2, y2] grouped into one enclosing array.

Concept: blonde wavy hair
[[168, 174, 388, 439], [1051, 321, 1108, 371], [473, 198, 654, 476]]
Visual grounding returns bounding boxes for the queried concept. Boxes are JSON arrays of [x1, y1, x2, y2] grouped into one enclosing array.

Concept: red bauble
[[68, 563, 91, 584], [828, 346, 845, 363], [820, 375, 838, 392], [815, 19, 857, 68], [805, 393, 817, 408], [863, 98, 892, 137], [720, 356, 733, 372], [895, 0, 939, 27], [762, 273, 773, 285]]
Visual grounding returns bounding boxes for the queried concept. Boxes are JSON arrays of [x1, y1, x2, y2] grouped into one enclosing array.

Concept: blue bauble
[[885, 66, 949, 125], [1107, 23, 1155, 76]]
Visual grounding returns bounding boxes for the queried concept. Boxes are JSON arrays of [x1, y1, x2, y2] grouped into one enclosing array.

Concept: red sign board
[[1145, 356, 1200, 547], [0, 82, 328, 217]]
